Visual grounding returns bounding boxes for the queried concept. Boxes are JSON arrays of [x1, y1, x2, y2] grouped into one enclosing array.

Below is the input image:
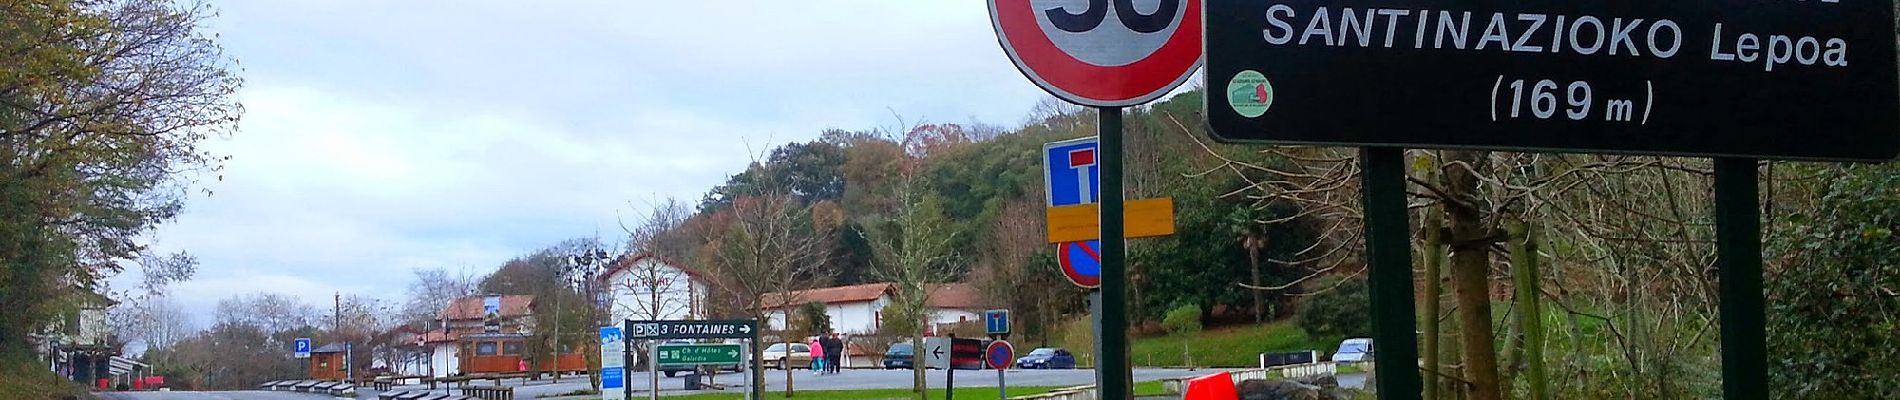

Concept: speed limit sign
[[988, 0, 1203, 107]]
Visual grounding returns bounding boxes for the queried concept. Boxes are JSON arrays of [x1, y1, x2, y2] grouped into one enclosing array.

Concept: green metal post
[[1714, 158, 1766, 400], [1096, 106, 1132, 400], [1359, 147, 1422, 400]]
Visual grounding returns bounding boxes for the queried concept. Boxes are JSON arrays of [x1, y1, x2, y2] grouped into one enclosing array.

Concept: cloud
[[118, 0, 1062, 322]]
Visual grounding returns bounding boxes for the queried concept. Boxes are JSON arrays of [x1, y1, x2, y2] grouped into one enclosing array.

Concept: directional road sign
[[1046, 198, 1176, 243], [988, 0, 1204, 106], [293, 338, 311, 359], [987, 341, 1015, 370], [923, 337, 951, 369], [950, 338, 987, 370], [985, 310, 1010, 335], [1203, 0, 1900, 161], [625, 319, 756, 340], [657, 344, 744, 366]]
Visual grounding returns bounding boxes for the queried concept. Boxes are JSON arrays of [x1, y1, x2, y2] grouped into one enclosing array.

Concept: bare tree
[[703, 187, 837, 397], [113, 295, 194, 355], [216, 292, 318, 331], [866, 130, 961, 397], [403, 268, 476, 328]]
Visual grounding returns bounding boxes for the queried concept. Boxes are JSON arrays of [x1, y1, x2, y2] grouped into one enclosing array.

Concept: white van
[[1332, 338, 1373, 363]]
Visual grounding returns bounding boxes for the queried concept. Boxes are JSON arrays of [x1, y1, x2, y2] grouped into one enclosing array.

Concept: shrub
[[1766, 163, 1900, 398], [1162, 304, 1203, 335], [1297, 277, 1371, 340], [1163, 304, 1203, 366]]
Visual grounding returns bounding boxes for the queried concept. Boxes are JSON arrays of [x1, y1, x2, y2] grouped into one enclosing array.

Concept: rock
[[1319, 387, 1356, 400], [1295, 375, 1340, 388], [1236, 379, 1322, 400]]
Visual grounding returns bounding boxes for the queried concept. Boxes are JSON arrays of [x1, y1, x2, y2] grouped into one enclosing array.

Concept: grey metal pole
[[624, 330, 633, 400], [650, 340, 660, 400], [1714, 158, 1767, 400], [998, 367, 1006, 400]]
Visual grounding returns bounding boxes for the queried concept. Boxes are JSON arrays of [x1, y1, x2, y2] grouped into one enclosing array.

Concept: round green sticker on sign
[[1227, 70, 1273, 118]]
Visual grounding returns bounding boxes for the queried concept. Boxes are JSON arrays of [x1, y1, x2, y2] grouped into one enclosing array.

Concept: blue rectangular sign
[[293, 338, 311, 359], [1043, 137, 1100, 208], [601, 366, 624, 389], [985, 310, 1010, 335]]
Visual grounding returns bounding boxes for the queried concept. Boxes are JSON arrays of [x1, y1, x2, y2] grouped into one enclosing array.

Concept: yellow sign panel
[[1046, 198, 1176, 243]]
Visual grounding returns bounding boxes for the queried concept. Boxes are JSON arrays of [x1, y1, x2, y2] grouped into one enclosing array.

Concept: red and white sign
[[989, 0, 1203, 106]]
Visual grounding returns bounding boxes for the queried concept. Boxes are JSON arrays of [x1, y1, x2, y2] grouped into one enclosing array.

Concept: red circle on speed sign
[[988, 0, 1203, 107]]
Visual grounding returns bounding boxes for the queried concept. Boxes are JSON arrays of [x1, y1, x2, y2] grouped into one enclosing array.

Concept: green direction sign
[[656, 344, 742, 366]]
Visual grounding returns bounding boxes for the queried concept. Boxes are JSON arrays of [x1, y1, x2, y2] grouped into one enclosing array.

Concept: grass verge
[[1128, 321, 1334, 368], [0, 353, 91, 399]]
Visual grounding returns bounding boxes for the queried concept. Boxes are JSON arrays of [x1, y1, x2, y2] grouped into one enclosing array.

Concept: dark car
[[1014, 348, 1076, 369], [883, 342, 915, 369]]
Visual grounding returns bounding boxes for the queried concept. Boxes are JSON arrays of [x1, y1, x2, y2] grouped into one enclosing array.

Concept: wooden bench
[[460, 385, 514, 400]]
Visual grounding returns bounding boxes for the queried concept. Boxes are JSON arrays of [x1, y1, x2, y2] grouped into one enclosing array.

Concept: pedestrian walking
[[824, 334, 844, 374], [809, 336, 825, 375]]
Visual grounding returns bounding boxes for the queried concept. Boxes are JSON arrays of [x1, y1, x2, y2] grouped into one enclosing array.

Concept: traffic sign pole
[[1360, 147, 1423, 400], [1095, 106, 1131, 400], [1714, 158, 1766, 400]]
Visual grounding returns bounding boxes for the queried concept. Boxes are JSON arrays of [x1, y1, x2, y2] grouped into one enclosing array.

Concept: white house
[[600, 253, 711, 322], [762, 282, 986, 335], [762, 283, 896, 334]]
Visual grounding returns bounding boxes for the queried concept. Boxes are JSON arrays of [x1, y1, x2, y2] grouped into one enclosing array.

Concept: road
[[98, 369, 1366, 399], [376, 368, 1365, 398]]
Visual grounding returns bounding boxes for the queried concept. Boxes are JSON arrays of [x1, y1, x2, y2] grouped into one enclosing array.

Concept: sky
[[115, 0, 1067, 326]]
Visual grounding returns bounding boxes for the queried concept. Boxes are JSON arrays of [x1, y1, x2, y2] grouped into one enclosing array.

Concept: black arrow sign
[[932, 346, 946, 359], [625, 319, 758, 340]]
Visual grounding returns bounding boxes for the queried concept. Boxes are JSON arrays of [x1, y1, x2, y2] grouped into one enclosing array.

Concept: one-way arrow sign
[[923, 337, 950, 369]]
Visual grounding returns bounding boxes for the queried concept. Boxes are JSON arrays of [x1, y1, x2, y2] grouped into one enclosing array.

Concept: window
[[792, 344, 810, 353], [477, 342, 498, 356], [503, 341, 524, 355]]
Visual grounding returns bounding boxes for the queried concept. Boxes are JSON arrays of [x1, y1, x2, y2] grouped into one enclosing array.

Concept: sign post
[[987, 341, 1015, 400], [995, 1, 1204, 397], [984, 310, 1009, 337], [624, 319, 760, 400], [293, 338, 311, 359], [1203, 1, 1899, 399], [600, 327, 625, 400], [657, 344, 744, 366]]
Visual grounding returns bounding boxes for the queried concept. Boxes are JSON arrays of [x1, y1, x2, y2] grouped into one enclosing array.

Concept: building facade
[[599, 253, 710, 322]]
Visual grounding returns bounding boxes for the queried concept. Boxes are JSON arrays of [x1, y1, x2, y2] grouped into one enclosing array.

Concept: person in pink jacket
[[809, 337, 825, 374]]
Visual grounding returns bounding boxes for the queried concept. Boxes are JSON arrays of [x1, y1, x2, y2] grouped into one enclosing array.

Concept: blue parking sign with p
[[294, 337, 311, 359]]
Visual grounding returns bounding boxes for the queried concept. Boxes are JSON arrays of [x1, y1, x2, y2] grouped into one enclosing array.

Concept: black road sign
[[1204, 0, 1900, 161], [625, 319, 757, 340]]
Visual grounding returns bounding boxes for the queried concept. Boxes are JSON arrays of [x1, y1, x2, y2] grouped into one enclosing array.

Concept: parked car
[[883, 342, 914, 369], [761, 342, 812, 370], [1332, 338, 1373, 363], [1014, 348, 1076, 369], [657, 340, 742, 377]]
